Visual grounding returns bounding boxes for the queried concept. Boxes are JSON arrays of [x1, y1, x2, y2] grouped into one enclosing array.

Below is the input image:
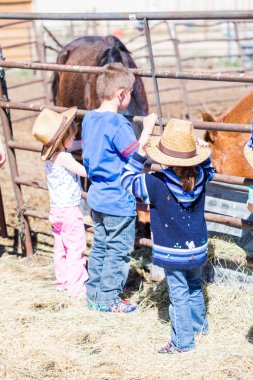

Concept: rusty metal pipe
[[8, 140, 41, 152], [2, 59, 253, 84], [0, 100, 252, 132], [0, 109, 33, 256]]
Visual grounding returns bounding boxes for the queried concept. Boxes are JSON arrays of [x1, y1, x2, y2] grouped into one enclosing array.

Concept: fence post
[[0, 53, 33, 256], [143, 18, 164, 133]]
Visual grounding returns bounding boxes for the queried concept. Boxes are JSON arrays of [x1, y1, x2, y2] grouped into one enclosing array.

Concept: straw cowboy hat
[[32, 107, 77, 161], [244, 136, 253, 168], [145, 118, 211, 166]]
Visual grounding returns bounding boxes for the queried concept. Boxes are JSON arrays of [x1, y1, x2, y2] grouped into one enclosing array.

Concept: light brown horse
[[203, 89, 253, 177], [52, 35, 148, 139]]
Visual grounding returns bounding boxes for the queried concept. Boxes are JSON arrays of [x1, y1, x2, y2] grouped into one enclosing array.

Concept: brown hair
[[172, 166, 198, 192], [96, 62, 135, 101]]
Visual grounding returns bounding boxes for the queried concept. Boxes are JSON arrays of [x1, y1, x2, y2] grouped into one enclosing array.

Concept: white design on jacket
[[186, 241, 195, 249]]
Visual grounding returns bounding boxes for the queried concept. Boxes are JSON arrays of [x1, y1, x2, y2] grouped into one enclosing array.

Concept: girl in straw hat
[[121, 114, 215, 353], [32, 107, 88, 297]]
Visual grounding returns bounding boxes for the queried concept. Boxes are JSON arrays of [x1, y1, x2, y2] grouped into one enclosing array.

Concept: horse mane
[[99, 35, 134, 67]]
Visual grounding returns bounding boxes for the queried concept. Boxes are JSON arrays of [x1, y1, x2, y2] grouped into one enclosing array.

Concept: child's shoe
[[87, 301, 97, 310], [158, 342, 183, 354], [97, 299, 138, 313]]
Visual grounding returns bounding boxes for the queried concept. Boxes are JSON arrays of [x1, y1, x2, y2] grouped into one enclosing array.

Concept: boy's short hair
[[96, 62, 135, 102]]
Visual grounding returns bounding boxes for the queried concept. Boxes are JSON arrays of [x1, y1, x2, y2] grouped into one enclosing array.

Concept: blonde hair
[[172, 166, 198, 192], [96, 62, 135, 101], [56, 122, 78, 152]]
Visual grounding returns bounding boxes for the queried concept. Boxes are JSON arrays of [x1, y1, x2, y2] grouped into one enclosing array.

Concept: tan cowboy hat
[[244, 138, 253, 168], [145, 118, 211, 166], [32, 107, 77, 161]]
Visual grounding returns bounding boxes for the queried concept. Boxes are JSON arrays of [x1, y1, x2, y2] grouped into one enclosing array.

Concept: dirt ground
[[0, 71, 253, 380]]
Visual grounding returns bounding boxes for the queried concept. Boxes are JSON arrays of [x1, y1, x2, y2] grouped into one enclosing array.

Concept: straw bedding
[[0, 236, 252, 380]]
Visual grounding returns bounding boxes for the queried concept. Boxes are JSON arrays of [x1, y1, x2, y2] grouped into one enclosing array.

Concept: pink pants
[[49, 206, 89, 297]]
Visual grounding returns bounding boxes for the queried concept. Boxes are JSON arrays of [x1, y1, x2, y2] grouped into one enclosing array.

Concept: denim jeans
[[165, 267, 208, 351], [86, 210, 136, 306]]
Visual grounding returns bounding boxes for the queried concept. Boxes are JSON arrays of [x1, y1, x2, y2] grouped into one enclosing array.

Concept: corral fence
[[1, 11, 253, 257]]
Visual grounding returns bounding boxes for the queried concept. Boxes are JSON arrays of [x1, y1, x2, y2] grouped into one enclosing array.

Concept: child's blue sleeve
[[248, 186, 253, 204], [121, 152, 150, 204], [113, 123, 139, 161], [200, 157, 215, 184]]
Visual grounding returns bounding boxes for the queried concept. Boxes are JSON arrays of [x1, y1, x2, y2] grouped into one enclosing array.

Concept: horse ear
[[204, 130, 216, 143], [201, 112, 216, 122], [201, 112, 217, 143]]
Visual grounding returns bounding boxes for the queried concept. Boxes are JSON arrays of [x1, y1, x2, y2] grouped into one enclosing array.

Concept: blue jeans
[[165, 267, 208, 351], [86, 210, 136, 306]]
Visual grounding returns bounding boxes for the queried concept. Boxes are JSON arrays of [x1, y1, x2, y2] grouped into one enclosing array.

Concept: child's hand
[[197, 138, 209, 147], [248, 202, 253, 213], [139, 113, 157, 156], [143, 113, 158, 136]]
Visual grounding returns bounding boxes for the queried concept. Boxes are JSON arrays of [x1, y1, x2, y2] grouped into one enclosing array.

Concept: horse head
[[99, 35, 148, 138], [52, 35, 148, 138]]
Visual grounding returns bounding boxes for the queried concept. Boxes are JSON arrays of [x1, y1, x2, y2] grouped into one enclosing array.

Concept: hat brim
[[145, 136, 211, 166], [244, 144, 253, 168], [41, 107, 77, 161]]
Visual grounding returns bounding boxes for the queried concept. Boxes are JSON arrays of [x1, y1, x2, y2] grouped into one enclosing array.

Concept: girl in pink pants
[[32, 107, 89, 297]]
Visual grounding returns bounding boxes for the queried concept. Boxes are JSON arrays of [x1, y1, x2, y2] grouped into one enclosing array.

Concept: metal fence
[[1, 11, 253, 256]]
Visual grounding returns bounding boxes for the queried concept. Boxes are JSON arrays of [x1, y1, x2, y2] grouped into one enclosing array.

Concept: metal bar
[[3, 59, 253, 83], [42, 25, 64, 48], [144, 18, 163, 131], [1, 41, 36, 50], [1, 11, 253, 21], [44, 45, 60, 53], [8, 140, 41, 152], [134, 53, 176, 60], [130, 38, 172, 54], [213, 173, 253, 186], [181, 53, 253, 62], [33, 25, 50, 105], [1, 100, 252, 133], [167, 21, 190, 119], [0, 108, 33, 256], [7, 78, 43, 90], [178, 36, 253, 44], [15, 176, 47, 190], [23, 96, 46, 103], [189, 98, 240, 108], [0, 186, 7, 238], [233, 21, 246, 70], [0, 20, 29, 28], [205, 213, 253, 230], [187, 83, 247, 94], [11, 114, 37, 123], [124, 20, 166, 45], [147, 85, 180, 95]]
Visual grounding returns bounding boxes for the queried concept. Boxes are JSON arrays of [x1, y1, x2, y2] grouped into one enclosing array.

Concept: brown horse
[[52, 35, 148, 139], [202, 89, 253, 177]]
